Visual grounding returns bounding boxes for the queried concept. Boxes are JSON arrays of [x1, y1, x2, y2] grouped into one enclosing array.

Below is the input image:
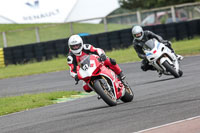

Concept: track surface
[[0, 56, 200, 133]]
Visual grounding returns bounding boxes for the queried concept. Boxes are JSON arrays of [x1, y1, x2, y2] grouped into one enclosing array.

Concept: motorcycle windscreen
[[79, 55, 97, 78], [80, 55, 90, 70], [143, 39, 155, 51]]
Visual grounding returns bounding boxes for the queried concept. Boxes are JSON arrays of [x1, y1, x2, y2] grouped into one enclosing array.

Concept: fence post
[[35, 27, 40, 43], [70, 22, 74, 35], [137, 11, 142, 25], [103, 17, 108, 32], [2, 32, 7, 48], [188, 10, 193, 19], [171, 6, 176, 22]]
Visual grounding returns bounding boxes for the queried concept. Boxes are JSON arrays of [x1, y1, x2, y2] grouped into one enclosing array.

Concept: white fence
[[1, 2, 200, 48]]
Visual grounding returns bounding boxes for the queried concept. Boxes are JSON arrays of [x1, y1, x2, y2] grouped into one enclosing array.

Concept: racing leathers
[[133, 30, 173, 71], [67, 44, 122, 92]]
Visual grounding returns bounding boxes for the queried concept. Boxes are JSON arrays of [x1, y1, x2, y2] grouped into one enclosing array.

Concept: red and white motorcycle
[[76, 54, 134, 106]]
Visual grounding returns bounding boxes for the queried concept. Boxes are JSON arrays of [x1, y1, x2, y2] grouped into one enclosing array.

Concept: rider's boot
[[158, 72, 162, 77], [117, 71, 126, 81], [157, 70, 162, 77], [166, 44, 184, 61], [176, 54, 184, 61], [97, 95, 101, 100], [170, 48, 183, 61], [171, 50, 183, 61]]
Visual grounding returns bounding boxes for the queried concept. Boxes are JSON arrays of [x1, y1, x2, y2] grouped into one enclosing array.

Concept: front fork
[[89, 76, 114, 95], [101, 75, 124, 99]]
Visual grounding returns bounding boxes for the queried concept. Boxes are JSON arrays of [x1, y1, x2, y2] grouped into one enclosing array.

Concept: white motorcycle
[[143, 39, 183, 78]]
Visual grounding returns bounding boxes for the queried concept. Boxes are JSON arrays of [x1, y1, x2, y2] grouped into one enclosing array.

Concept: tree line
[[119, 0, 200, 10]]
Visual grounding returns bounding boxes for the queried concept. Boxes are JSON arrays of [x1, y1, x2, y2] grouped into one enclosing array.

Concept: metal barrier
[[2, 19, 200, 65]]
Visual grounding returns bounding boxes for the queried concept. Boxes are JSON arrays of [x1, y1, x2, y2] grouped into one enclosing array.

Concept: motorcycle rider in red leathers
[[67, 35, 125, 93]]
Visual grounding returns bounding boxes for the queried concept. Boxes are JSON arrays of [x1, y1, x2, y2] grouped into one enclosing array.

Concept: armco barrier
[[3, 19, 200, 65]]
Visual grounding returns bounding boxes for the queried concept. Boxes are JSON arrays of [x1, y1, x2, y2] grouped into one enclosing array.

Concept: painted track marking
[[135, 115, 200, 133]]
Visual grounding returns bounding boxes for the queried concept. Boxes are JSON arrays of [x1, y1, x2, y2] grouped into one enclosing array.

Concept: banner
[[0, 0, 77, 23]]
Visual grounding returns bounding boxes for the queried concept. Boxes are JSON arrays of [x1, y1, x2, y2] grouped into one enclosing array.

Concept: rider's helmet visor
[[134, 32, 142, 38], [70, 43, 82, 50]]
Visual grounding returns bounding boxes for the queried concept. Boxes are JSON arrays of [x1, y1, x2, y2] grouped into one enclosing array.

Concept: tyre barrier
[[0, 48, 5, 67], [3, 19, 200, 65]]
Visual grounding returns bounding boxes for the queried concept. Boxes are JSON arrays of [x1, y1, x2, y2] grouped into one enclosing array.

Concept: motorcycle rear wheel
[[93, 79, 117, 106], [162, 61, 179, 78]]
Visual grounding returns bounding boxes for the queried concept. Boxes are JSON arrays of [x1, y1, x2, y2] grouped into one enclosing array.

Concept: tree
[[119, 0, 198, 10]]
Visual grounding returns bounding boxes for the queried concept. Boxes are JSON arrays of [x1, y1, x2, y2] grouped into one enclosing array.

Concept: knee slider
[[110, 58, 116, 65], [141, 64, 147, 71], [83, 85, 92, 93]]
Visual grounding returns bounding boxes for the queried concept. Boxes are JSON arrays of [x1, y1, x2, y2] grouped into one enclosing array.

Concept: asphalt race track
[[0, 55, 200, 133]]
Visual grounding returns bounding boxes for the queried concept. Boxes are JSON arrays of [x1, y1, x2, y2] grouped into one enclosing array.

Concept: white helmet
[[132, 26, 144, 41], [68, 35, 83, 55]]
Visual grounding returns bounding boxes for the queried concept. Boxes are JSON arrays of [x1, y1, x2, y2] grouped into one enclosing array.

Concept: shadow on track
[[134, 98, 200, 110], [136, 77, 175, 86], [66, 102, 124, 116]]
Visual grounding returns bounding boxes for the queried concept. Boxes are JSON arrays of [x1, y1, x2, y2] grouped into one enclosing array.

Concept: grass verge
[[0, 91, 81, 116], [0, 23, 131, 48], [0, 38, 200, 79]]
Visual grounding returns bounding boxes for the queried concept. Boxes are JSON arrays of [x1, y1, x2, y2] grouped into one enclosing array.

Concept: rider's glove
[[74, 75, 79, 82], [162, 40, 171, 45], [167, 40, 172, 45], [99, 54, 107, 62], [162, 40, 172, 47], [161, 40, 168, 43]]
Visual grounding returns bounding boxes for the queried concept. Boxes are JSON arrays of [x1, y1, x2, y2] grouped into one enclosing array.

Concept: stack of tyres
[[23, 44, 35, 63], [34, 43, 44, 62], [175, 22, 189, 40], [187, 19, 200, 38], [3, 48, 13, 65], [43, 41, 57, 60], [12, 46, 24, 64], [165, 23, 177, 40], [97, 33, 111, 50], [55, 39, 68, 55], [119, 28, 132, 48], [153, 24, 167, 39], [109, 31, 121, 49], [83, 35, 99, 48], [143, 25, 154, 32], [0, 48, 5, 67]]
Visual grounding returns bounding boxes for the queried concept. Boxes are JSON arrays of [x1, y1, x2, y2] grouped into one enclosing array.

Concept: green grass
[[0, 57, 69, 79], [173, 38, 200, 55], [0, 23, 131, 47], [0, 91, 81, 116], [0, 24, 46, 31], [0, 38, 200, 79]]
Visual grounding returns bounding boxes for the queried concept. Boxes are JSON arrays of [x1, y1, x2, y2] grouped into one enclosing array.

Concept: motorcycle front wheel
[[162, 60, 180, 78], [93, 79, 117, 106]]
